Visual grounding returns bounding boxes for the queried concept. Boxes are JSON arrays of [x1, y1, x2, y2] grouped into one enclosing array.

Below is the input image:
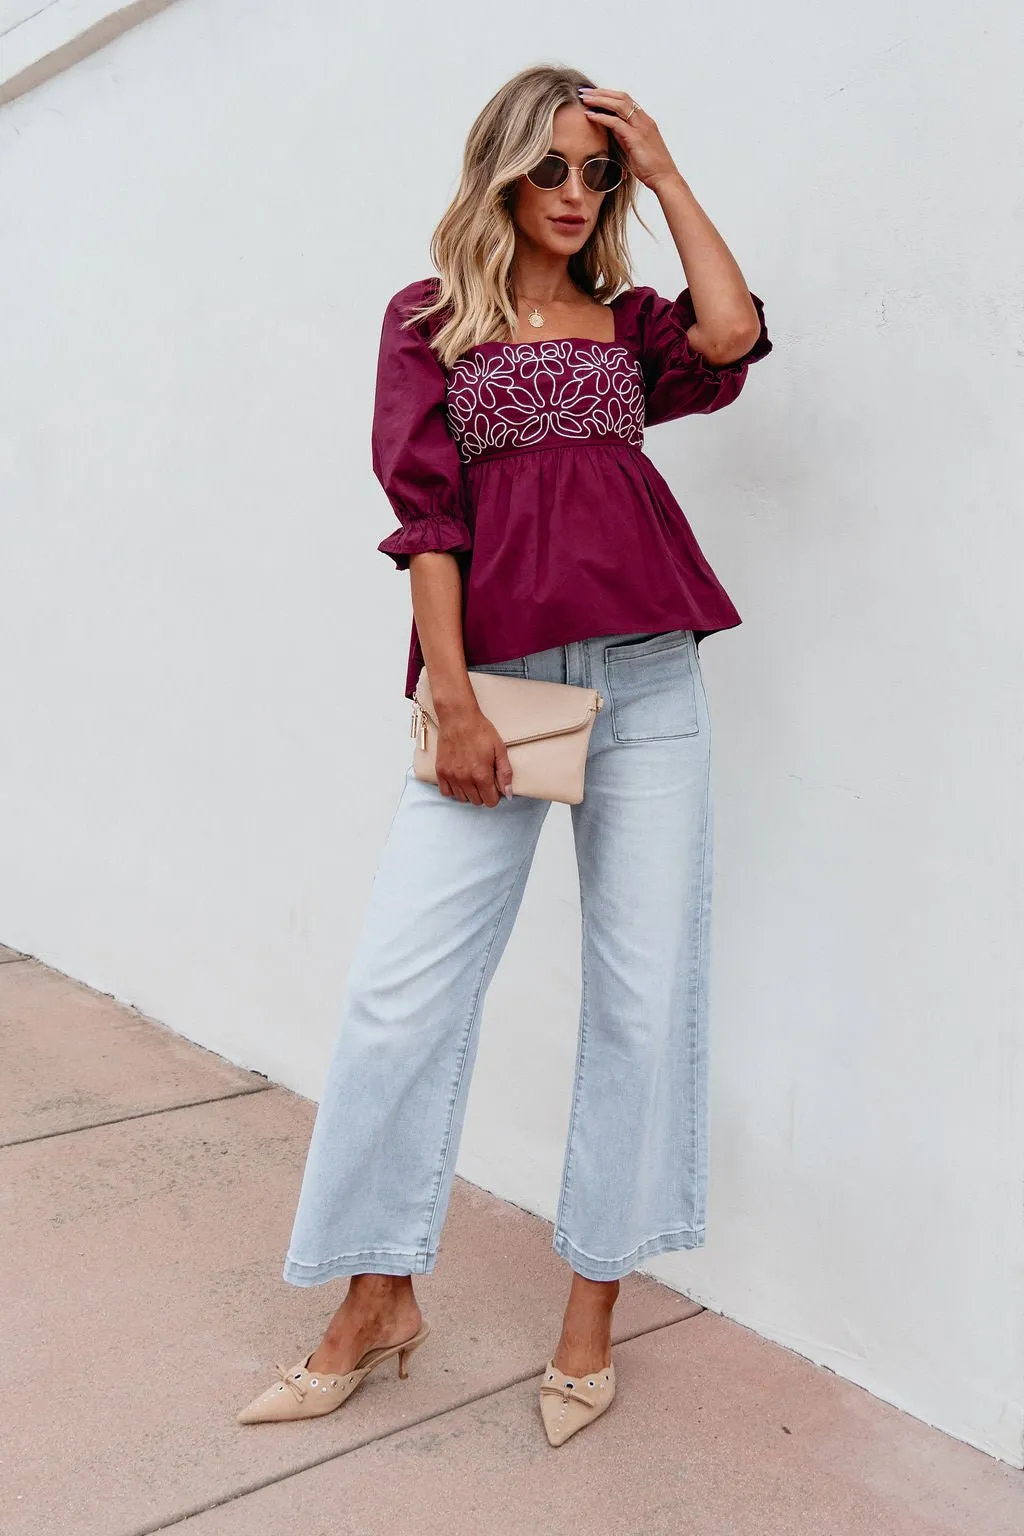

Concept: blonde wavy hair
[[407, 64, 648, 368]]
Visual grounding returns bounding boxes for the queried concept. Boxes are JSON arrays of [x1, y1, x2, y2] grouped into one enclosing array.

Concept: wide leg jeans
[[283, 629, 715, 1285]]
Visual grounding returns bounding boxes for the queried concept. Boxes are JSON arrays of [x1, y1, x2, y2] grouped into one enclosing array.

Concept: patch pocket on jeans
[[604, 631, 700, 742]]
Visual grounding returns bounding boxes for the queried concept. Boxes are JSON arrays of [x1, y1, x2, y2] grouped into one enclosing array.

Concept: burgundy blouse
[[371, 276, 772, 698]]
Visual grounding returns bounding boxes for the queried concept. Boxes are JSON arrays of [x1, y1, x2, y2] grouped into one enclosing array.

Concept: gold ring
[[625, 101, 640, 120]]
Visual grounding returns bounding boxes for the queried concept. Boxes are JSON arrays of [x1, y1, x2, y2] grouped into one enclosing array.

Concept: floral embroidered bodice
[[444, 340, 646, 464]]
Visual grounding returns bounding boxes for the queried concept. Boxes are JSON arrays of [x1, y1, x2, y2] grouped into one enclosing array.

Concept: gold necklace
[[517, 295, 565, 329]]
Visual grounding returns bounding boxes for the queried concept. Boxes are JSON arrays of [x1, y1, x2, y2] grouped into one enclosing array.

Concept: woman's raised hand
[[578, 86, 681, 191]]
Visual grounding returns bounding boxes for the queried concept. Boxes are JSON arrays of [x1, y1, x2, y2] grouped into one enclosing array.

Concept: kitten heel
[[398, 1330, 428, 1378], [237, 1319, 431, 1425]]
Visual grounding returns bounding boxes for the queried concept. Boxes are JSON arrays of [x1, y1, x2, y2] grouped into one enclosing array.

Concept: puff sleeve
[[622, 285, 773, 428], [372, 282, 473, 570]]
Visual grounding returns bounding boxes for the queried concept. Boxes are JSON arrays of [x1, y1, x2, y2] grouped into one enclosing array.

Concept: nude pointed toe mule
[[237, 1319, 431, 1425], [538, 1355, 616, 1446]]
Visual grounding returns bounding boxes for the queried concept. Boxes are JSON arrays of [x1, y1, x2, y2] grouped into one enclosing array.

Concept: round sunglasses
[[525, 153, 625, 194]]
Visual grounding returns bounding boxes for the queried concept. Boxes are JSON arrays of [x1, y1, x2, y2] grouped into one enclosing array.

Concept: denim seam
[[553, 857, 591, 1243], [604, 633, 689, 662], [283, 1248, 435, 1283], [552, 1225, 707, 1280], [285, 1245, 428, 1270], [612, 725, 699, 743], [691, 713, 713, 1232], [555, 1225, 706, 1265], [469, 660, 527, 678], [555, 634, 592, 1234], [422, 828, 542, 1254]]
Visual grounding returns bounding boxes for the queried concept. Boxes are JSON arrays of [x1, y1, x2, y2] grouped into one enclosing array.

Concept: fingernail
[[503, 786, 514, 799]]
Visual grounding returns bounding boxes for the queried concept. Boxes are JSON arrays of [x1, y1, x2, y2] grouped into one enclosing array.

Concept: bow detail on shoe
[[539, 1378, 601, 1409], [274, 1363, 308, 1403], [538, 1363, 614, 1448]]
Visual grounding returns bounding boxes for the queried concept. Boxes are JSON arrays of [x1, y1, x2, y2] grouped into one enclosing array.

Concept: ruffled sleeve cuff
[[661, 289, 773, 377], [377, 509, 473, 571], [630, 284, 773, 425]]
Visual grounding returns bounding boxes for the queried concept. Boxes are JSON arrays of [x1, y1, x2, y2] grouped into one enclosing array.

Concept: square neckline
[[464, 299, 621, 355]]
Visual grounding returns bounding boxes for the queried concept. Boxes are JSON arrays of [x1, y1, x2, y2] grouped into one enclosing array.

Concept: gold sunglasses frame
[[524, 152, 626, 195]]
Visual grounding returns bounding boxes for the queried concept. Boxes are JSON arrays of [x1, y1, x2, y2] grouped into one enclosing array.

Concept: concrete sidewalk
[[1, 944, 1021, 1536]]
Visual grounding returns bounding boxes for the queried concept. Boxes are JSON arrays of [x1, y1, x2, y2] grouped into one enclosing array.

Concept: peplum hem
[[397, 438, 744, 697]]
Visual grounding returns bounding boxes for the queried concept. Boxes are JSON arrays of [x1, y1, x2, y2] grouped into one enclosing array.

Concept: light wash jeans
[[283, 629, 714, 1285]]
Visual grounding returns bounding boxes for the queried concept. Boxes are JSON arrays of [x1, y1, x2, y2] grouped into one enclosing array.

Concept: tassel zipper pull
[[411, 700, 429, 751]]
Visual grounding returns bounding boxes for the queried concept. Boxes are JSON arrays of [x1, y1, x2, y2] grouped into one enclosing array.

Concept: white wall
[[0, 0, 177, 105], [1, 0, 1021, 1466]]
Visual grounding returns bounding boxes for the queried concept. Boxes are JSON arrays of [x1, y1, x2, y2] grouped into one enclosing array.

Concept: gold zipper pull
[[595, 693, 605, 712], [420, 715, 429, 751], [410, 703, 420, 739]]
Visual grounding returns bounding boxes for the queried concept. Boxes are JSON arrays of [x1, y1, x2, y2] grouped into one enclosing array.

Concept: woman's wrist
[[647, 167, 689, 199], [431, 676, 481, 722]]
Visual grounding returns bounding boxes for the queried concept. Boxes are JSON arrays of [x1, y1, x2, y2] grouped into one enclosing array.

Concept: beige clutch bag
[[411, 665, 604, 805]]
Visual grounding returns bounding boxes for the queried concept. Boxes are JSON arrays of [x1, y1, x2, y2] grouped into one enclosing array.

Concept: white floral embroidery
[[445, 341, 645, 464]]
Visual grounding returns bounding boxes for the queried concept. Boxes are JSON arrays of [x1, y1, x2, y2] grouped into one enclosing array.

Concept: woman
[[238, 63, 772, 1446]]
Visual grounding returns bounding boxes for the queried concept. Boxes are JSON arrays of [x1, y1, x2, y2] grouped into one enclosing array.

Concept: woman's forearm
[[652, 172, 761, 362], [577, 88, 762, 365], [408, 551, 479, 719]]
